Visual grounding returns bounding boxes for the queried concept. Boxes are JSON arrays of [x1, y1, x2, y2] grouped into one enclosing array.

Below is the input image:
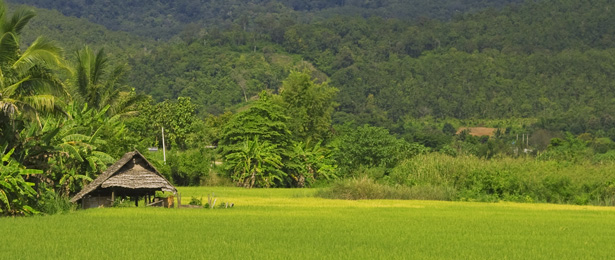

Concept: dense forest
[[10, 0, 615, 134], [4, 0, 615, 216]]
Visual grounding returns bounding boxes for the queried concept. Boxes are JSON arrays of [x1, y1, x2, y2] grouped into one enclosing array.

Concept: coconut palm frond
[[12, 37, 65, 74], [5, 8, 35, 35], [0, 31, 19, 63]]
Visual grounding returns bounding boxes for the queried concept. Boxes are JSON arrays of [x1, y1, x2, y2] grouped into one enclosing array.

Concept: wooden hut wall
[[82, 196, 113, 209]]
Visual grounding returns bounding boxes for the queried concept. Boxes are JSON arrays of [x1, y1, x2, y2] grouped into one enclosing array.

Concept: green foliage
[[278, 70, 338, 142], [0, 1, 68, 147], [219, 91, 291, 150], [0, 147, 40, 216], [165, 148, 214, 186], [333, 124, 418, 176], [126, 97, 205, 151], [17, 103, 117, 195], [388, 153, 615, 205], [286, 141, 337, 187], [224, 137, 285, 188], [112, 197, 136, 208], [71, 46, 145, 118], [154, 191, 173, 198], [36, 184, 75, 215], [188, 197, 203, 206], [218, 92, 304, 187], [538, 133, 592, 163]]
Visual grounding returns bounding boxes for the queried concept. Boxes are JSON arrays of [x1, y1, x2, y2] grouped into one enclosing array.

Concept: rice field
[[2, 187, 615, 259]]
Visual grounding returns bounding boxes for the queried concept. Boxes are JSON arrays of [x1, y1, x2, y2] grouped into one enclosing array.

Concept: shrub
[[155, 191, 174, 198], [113, 197, 136, 207], [334, 125, 414, 176], [189, 197, 203, 206], [37, 187, 75, 215]]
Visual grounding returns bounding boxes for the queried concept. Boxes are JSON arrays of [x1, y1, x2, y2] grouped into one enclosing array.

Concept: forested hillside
[[9, 0, 615, 137]]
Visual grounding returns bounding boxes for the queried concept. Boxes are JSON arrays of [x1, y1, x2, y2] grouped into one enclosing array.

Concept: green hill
[[9, 0, 615, 136]]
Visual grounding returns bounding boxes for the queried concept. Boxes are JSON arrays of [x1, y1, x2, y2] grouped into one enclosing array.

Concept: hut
[[70, 150, 177, 209]]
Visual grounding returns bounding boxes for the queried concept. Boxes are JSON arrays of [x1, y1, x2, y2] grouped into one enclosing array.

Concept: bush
[[189, 197, 203, 206], [167, 148, 214, 186], [145, 148, 214, 186], [113, 197, 136, 207], [155, 191, 174, 198], [37, 188, 75, 215], [334, 125, 413, 176]]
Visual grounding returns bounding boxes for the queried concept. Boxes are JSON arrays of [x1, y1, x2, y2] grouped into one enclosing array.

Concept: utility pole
[[162, 127, 166, 164]]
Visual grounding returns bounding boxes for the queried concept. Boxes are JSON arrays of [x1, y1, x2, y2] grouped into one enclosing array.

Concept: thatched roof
[[70, 150, 176, 203]]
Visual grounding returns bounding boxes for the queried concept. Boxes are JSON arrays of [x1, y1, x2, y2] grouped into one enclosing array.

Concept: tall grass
[[37, 188, 76, 215], [322, 153, 615, 205]]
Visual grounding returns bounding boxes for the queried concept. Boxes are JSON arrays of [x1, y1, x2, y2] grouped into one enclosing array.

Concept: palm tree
[[0, 1, 68, 149], [72, 46, 145, 117], [0, 2, 68, 122]]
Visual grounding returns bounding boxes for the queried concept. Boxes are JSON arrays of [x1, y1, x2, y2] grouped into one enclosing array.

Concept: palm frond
[[0, 31, 19, 64], [26, 65, 69, 98], [74, 47, 91, 102], [21, 94, 56, 113], [91, 47, 107, 86], [12, 37, 65, 74], [5, 8, 35, 35], [0, 2, 6, 33]]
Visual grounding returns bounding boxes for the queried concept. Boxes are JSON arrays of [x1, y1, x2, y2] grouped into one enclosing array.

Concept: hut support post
[[135, 196, 139, 207], [111, 191, 115, 204]]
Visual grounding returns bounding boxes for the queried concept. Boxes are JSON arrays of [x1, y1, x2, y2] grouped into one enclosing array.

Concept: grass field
[[2, 187, 615, 259]]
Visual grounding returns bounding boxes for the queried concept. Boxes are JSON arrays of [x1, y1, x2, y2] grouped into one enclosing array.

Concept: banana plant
[[224, 137, 285, 188], [288, 140, 338, 187], [0, 147, 40, 216], [17, 102, 117, 195]]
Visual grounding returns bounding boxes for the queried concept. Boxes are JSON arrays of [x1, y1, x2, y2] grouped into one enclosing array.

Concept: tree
[[224, 137, 285, 188], [219, 91, 293, 187], [334, 124, 410, 176], [219, 91, 291, 151], [278, 70, 338, 142], [286, 140, 337, 187], [145, 97, 200, 150], [72, 46, 144, 117], [17, 103, 117, 194], [0, 2, 68, 146]]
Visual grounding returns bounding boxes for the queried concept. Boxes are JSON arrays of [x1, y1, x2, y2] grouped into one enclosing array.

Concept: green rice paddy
[[2, 187, 615, 259]]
